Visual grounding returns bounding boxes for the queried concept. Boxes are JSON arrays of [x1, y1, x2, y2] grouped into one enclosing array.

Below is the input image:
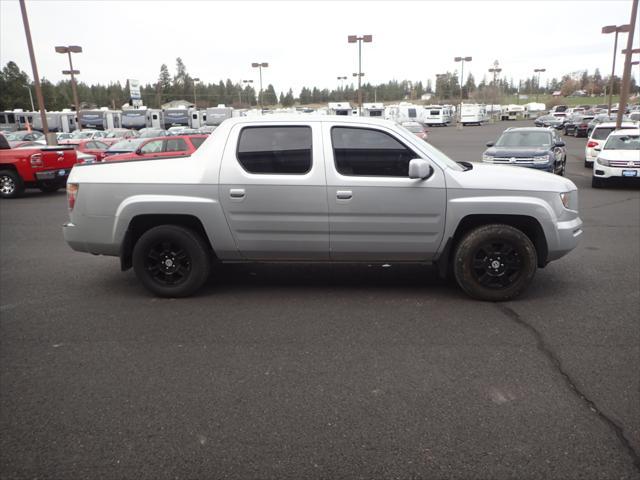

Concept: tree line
[[1, 57, 637, 112]]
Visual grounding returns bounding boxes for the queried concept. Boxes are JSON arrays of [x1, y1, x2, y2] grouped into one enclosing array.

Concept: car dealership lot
[[1, 121, 638, 479]]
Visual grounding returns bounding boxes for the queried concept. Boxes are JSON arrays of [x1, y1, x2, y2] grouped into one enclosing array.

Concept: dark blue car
[[482, 127, 567, 175]]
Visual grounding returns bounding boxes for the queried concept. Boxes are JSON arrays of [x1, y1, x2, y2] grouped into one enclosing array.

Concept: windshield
[[71, 131, 95, 139], [404, 125, 423, 133], [107, 139, 145, 151], [604, 134, 640, 151], [105, 131, 125, 138], [139, 130, 165, 138], [3, 132, 18, 140], [495, 131, 551, 147]]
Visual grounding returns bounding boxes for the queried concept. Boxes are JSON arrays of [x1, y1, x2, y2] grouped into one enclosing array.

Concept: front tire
[[132, 225, 211, 297], [592, 176, 605, 188], [0, 170, 24, 199], [453, 224, 537, 301]]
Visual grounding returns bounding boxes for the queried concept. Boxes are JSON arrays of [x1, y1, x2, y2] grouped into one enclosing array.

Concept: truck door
[[219, 123, 329, 260], [323, 124, 446, 261]]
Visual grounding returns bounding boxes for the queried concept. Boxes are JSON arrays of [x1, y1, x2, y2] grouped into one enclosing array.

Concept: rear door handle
[[230, 188, 246, 199], [336, 190, 352, 200]]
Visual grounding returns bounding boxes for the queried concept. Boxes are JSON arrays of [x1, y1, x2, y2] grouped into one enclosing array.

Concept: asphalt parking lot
[[1, 120, 639, 479]]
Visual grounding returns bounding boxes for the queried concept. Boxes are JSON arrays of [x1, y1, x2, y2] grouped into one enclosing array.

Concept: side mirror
[[486, 141, 495, 147], [135, 147, 143, 155], [408, 158, 431, 179], [555, 141, 566, 147]]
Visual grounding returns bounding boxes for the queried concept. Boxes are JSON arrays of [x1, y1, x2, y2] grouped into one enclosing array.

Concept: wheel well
[[120, 214, 214, 271], [0, 164, 18, 174], [437, 214, 549, 277]]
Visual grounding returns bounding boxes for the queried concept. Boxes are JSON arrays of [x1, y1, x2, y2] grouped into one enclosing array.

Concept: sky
[[0, 0, 638, 95]]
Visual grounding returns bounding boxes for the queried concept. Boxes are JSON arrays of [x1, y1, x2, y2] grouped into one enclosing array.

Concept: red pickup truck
[[0, 133, 79, 198]]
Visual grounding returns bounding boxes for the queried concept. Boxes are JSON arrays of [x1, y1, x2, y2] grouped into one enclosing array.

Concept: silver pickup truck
[[63, 116, 583, 301]]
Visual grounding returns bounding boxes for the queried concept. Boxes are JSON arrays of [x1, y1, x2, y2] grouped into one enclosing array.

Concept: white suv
[[592, 128, 640, 188], [585, 122, 637, 167]]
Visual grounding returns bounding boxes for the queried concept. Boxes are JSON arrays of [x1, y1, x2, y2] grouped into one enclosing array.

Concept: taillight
[[67, 183, 78, 210], [587, 141, 599, 148], [30, 153, 43, 167]]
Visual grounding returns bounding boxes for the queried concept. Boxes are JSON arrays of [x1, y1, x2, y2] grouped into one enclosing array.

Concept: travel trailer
[[121, 108, 163, 130], [162, 107, 190, 129], [362, 103, 385, 117], [459, 104, 488, 125], [501, 104, 525, 121], [423, 105, 453, 126], [327, 102, 352, 116], [78, 109, 122, 130], [205, 105, 234, 126], [385, 103, 422, 123]]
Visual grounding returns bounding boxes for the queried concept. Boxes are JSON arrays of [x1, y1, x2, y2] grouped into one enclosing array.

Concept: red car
[[59, 139, 110, 162], [104, 135, 207, 162]]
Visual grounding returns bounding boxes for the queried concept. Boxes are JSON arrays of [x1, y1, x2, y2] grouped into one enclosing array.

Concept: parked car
[[197, 125, 217, 134], [56, 132, 73, 141], [61, 139, 110, 162], [584, 122, 638, 167], [4, 130, 46, 146], [400, 121, 428, 140], [104, 135, 207, 162], [67, 129, 107, 141], [592, 128, 640, 187], [483, 127, 567, 175], [101, 128, 139, 146], [587, 114, 617, 136], [536, 115, 565, 129], [63, 116, 582, 301], [103, 138, 147, 158], [0, 132, 79, 198], [563, 114, 595, 137]]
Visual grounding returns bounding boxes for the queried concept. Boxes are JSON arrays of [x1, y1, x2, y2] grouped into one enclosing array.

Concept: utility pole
[[454, 56, 472, 129], [193, 77, 200, 107], [534, 68, 546, 102], [488, 60, 502, 118], [616, 0, 639, 128], [19, 0, 50, 141], [251, 62, 268, 111]]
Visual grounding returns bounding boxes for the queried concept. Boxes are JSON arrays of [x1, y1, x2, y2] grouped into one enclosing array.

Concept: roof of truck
[[222, 114, 397, 127]]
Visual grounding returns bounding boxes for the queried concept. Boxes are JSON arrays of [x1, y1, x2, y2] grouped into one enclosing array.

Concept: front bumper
[[547, 216, 583, 262], [593, 163, 640, 179]]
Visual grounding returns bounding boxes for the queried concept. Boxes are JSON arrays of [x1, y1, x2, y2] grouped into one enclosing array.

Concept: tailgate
[[38, 146, 78, 169]]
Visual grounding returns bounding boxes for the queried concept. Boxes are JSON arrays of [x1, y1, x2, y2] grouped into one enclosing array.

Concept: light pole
[[192, 77, 200, 107], [602, 24, 631, 115], [615, 0, 638, 128], [337, 75, 347, 97], [242, 79, 253, 106], [488, 61, 502, 117], [55, 45, 82, 130], [348, 34, 372, 116], [534, 68, 546, 102], [454, 56, 472, 128], [251, 62, 268, 111], [24, 85, 35, 111]]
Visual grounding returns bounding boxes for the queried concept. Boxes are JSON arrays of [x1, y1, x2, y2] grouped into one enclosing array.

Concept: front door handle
[[230, 188, 246, 199], [336, 190, 353, 200]]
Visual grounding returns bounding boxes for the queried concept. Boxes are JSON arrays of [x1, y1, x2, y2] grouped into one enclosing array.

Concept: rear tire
[[453, 224, 537, 301], [132, 225, 211, 297], [0, 170, 24, 199]]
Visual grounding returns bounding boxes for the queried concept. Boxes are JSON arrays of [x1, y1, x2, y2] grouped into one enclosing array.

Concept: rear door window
[[190, 137, 206, 149], [237, 126, 312, 174], [165, 138, 188, 152]]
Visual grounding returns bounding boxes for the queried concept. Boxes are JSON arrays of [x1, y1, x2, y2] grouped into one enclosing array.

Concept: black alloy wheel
[[453, 224, 537, 301]]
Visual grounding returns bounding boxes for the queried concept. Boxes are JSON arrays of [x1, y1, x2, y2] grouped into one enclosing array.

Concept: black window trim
[[330, 125, 421, 178], [235, 125, 313, 175]]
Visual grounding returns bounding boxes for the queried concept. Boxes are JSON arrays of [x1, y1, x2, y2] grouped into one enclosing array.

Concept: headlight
[[533, 154, 551, 164], [560, 191, 577, 210], [482, 153, 494, 163], [596, 156, 610, 166]]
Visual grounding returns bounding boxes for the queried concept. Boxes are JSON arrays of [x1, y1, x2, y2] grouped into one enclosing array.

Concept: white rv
[[423, 105, 452, 126], [362, 103, 385, 118], [500, 104, 525, 121], [162, 107, 191, 129], [29, 111, 77, 132], [385, 103, 422, 123], [189, 108, 203, 128], [459, 104, 488, 126], [205, 105, 234, 125], [78, 109, 122, 130], [327, 102, 352, 116], [121, 108, 164, 130], [524, 103, 547, 118]]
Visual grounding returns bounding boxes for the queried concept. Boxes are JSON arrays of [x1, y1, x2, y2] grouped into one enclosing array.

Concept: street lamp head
[[68, 46, 82, 53], [534, 68, 546, 73], [55, 46, 68, 53], [363, 35, 372, 43], [464, 56, 472, 62], [348, 35, 357, 43], [62, 70, 80, 75], [618, 24, 631, 33], [251, 62, 260, 67], [454, 57, 462, 62], [602, 25, 617, 34], [261, 62, 269, 68]]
